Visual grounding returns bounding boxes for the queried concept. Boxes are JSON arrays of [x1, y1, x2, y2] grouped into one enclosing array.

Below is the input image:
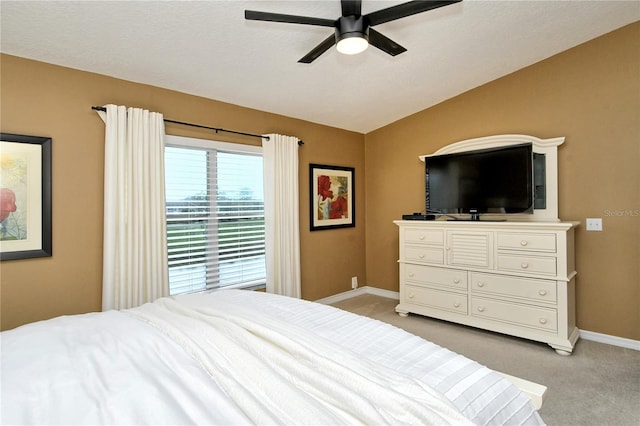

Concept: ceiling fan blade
[[366, 0, 462, 26], [368, 28, 407, 56], [341, 0, 362, 17], [245, 10, 335, 27], [298, 34, 337, 63]]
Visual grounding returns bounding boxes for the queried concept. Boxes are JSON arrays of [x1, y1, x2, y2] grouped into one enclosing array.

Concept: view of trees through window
[[165, 146, 265, 295]]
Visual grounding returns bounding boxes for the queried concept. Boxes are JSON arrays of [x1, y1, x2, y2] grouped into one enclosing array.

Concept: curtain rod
[[91, 106, 304, 145]]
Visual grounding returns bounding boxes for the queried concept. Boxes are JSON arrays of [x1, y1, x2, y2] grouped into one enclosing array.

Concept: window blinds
[[165, 146, 265, 295]]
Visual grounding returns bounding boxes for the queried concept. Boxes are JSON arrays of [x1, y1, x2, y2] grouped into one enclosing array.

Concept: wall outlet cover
[[586, 218, 603, 231]]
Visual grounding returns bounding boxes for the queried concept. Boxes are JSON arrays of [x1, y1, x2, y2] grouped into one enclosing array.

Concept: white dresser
[[395, 220, 579, 354]]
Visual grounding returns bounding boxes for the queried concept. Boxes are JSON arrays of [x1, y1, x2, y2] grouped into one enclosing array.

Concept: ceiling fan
[[245, 0, 462, 63]]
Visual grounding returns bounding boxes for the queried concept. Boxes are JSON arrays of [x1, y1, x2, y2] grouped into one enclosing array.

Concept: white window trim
[[165, 135, 262, 154], [164, 134, 265, 295]]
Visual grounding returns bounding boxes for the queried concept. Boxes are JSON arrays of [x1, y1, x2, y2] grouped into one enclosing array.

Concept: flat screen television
[[425, 143, 534, 221]]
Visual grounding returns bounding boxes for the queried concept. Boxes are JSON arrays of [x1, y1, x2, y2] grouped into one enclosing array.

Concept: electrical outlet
[[351, 276, 358, 290], [586, 218, 603, 231]]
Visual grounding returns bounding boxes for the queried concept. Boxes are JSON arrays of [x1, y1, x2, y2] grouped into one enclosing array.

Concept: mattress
[[1, 289, 544, 425]]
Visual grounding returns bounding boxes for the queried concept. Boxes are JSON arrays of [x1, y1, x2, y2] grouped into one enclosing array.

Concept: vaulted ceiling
[[1, 1, 638, 133]]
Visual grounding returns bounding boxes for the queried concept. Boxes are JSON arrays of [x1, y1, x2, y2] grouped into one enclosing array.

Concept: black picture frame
[[0, 133, 52, 260], [310, 163, 355, 231]]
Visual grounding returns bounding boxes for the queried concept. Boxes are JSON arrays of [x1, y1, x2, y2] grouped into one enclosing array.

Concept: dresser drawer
[[404, 245, 444, 264], [403, 228, 444, 245], [404, 264, 467, 290], [471, 297, 557, 332], [405, 285, 468, 314], [497, 254, 557, 276], [497, 232, 556, 253], [470, 272, 557, 304]]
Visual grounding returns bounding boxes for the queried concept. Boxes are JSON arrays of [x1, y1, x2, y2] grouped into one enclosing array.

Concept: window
[[164, 135, 265, 295]]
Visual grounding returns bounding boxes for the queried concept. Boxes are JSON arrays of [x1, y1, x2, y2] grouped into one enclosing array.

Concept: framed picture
[[310, 163, 355, 231], [0, 133, 52, 260]]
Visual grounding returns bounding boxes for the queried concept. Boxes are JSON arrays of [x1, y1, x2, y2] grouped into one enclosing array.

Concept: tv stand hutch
[[396, 135, 579, 355]]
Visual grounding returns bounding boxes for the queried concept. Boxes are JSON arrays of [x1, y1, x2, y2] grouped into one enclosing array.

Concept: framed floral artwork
[[0, 133, 52, 261], [310, 163, 354, 231]]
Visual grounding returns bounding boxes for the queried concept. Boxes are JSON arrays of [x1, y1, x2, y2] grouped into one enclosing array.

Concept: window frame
[[164, 134, 265, 295]]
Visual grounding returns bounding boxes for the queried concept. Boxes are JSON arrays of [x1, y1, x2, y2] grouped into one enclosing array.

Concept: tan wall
[[0, 54, 366, 330], [365, 22, 640, 340]]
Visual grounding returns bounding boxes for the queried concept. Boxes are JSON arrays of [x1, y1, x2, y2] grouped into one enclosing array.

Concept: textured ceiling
[[1, 1, 638, 133]]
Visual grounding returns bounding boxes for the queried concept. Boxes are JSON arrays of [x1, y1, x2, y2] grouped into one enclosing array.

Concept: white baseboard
[[314, 286, 398, 305], [361, 286, 399, 300], [317, 287, 639, 352], [579, 329, 640, 351]]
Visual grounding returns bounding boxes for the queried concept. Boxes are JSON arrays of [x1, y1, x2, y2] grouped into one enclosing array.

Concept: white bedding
[[1, 290, 544, 425]]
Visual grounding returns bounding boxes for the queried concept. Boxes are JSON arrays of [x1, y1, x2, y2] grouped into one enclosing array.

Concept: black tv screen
[[426, 143, 533, 218]]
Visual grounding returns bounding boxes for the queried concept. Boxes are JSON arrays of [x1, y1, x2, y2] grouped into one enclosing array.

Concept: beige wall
[[365, 22, 640, 340], [2, 22, 638, 341], [0, 54, 366, 330]]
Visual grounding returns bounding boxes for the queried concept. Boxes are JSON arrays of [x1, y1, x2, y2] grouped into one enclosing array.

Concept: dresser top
[[394, 219, 579, 231]]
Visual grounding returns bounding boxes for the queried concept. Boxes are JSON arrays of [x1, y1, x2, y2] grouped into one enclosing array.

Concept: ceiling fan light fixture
[[336, 34, 369, 55], [246, 0, 463, 63], [335, 15, 368, 55]]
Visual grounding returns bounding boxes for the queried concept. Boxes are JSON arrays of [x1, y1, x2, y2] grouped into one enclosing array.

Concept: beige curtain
[[262, 134, 301, 298], [97, 104, 168, 310]]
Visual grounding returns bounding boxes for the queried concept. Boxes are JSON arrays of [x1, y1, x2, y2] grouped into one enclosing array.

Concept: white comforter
[[1, 290, 544, 425]]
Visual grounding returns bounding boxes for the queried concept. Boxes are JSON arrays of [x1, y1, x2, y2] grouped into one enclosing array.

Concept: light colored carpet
[[330, 294, 640, 426]]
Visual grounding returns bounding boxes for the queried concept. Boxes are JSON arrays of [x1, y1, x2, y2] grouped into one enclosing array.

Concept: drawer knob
[[477, 306, 485, 312], [453, 278, 460, 284], [419, 235, 425, 240], [408, 293, 414, 299], [477, 282, 485, 287], [408, 272, 415, 277], [521, 262, 529, 269], [521, 240, 528, 246], [539, 318, 547, 325], [538, 289, 547, 296], [419, 254, 425, 259], [453, 302, 460, 308]]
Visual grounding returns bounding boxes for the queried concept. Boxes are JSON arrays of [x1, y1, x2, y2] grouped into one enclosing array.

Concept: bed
[[1, 289, 544, 425]]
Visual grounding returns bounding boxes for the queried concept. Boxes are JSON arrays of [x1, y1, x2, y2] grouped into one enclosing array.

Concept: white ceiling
[[1, 1, 638, 133]]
